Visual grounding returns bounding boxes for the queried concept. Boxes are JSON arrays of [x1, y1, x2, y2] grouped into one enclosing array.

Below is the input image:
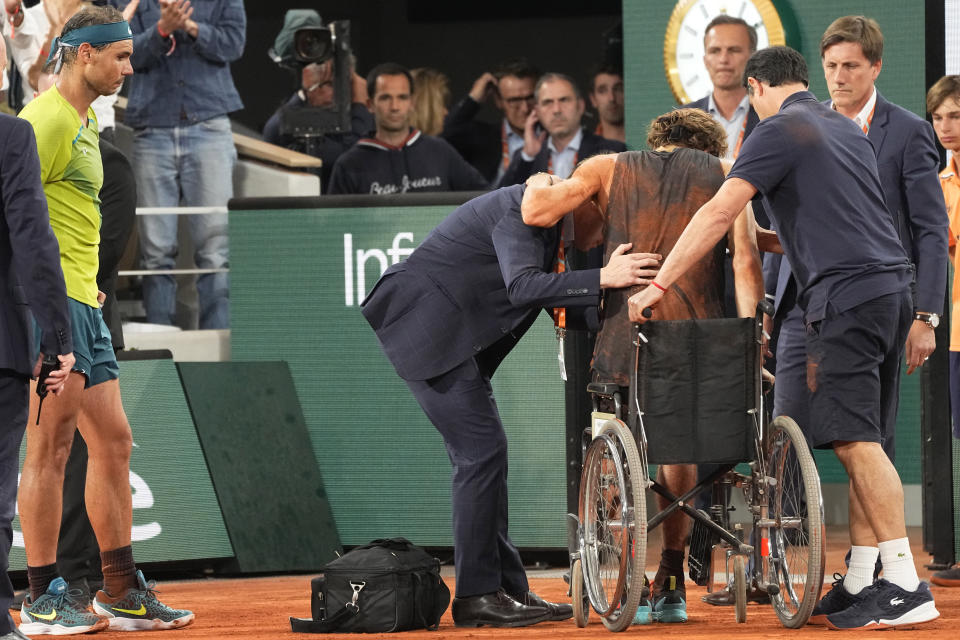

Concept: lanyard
[[501, 121, 511, 172], [553, 238, 567, 380], [861, 102, 877, 134], [732, 116, 747, 158]]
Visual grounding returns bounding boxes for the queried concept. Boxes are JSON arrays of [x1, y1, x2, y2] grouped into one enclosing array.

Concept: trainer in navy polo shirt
[[726, 90, 912, 323], [626, 45, 938, 631]]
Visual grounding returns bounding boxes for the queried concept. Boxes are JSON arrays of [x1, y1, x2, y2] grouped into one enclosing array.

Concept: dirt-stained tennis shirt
[[592, 149, 726, 385], [20, 85, 102, 308]]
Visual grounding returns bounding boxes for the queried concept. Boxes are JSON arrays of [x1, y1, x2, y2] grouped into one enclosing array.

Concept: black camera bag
[[290, 538, 450, 633]]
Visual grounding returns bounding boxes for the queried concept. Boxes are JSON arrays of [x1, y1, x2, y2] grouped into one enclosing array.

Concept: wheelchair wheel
[[572, 558, 589, 627], [733, 555, 747, 623], [579, 419, 647, 632], [764, 416, 825, 628]]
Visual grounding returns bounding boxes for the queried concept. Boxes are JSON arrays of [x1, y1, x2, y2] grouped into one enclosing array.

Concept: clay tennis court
[[16, 527, 950, 639]]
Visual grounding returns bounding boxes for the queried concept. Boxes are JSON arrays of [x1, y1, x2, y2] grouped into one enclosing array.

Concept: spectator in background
[[328, 62, 487, 195], [927, 75, 960, 589], [498, 72, 625, 186], [262, 8, 372, 193], [442, 59, 539, 184], [588, 63, 624, 142], [114, 0, 245, 330], [410, 67, 449, 136]]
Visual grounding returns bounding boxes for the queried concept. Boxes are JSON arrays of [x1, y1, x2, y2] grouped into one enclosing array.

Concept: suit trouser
[[774, 298, 896, 461], [0, 372, 29, 633], [405, 357, 528, 599]]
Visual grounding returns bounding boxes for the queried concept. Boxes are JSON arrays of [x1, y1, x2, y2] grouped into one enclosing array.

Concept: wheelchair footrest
[[688, 512, 720, 587], [587, 382, 621, 397]]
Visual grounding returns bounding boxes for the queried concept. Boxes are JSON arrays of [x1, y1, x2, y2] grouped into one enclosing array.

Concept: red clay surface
[[15, 528, 951, 639]]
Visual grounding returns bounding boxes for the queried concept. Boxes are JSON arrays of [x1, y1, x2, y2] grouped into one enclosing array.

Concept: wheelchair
[[567, 303, 825, 631]]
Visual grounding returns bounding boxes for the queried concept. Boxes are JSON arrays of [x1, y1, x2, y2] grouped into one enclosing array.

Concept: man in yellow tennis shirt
[[17, 5, 193, 635]]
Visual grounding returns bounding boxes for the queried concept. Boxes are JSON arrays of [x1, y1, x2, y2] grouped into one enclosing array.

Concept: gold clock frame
[[663, 0, 786, 104]]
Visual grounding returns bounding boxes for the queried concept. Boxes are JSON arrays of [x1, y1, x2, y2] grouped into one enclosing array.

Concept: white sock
[[845, 545, 879, 595], [878, 538, 920, 591]]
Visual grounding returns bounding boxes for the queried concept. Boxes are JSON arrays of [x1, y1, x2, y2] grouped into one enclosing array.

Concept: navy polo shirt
[[727, 91, 911, 322]]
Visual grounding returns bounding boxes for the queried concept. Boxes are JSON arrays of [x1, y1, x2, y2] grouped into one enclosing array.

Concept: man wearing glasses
[[442, 59, 540, 184]]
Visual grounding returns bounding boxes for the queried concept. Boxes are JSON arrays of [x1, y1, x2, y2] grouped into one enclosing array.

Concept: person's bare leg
[[657, 464, 697, 551], [76, 379, 132, 553], [833, 441, 905, 543], [19, 373, 86, 568]]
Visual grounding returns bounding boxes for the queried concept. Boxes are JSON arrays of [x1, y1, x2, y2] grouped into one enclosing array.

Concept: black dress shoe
[[452, 590, 551, 628], [513, 590, 573, 621], [702, 583, 771, 606]]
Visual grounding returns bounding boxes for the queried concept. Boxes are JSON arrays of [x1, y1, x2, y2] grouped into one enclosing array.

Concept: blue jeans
[[133, 116, 235, 329]]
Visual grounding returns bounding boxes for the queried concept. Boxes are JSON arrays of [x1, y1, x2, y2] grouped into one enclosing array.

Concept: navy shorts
[[803, 290, 911, 449], [34, 299, 119, 389]]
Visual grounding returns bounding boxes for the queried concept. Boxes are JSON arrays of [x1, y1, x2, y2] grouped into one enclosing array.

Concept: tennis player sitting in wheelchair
[[521, 109, 824, 630]]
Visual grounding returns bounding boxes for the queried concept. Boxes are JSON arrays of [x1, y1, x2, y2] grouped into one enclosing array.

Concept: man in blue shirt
[[114, 0, 245, 330], [627, 46, 938, 631]]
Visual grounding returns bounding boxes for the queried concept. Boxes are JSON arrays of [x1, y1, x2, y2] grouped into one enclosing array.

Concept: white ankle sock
[[845, 545, 879, 595], [878, 538, 920, 591]]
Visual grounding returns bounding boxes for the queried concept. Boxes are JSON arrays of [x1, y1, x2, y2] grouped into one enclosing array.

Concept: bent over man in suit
[[362, 185, 658, 628]]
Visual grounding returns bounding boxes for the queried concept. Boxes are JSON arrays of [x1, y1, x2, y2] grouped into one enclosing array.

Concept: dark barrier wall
[[229, 199, 569, 548]]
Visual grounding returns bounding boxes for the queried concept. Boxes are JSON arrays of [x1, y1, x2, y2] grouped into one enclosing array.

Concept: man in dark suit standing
[[0, 30, 75, 637], [768, 16, 947, 615], [362, 183, 658, 628], [498, 73, 626, 187], [682, 15, 759, 163]]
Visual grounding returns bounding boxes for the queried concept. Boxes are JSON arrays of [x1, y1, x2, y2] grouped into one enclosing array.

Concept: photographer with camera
[[263, 10, 372, 193]]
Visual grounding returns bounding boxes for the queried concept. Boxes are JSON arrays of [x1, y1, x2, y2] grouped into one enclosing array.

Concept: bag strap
[[290, 605, 357, 634], [290, 581, 366, 634]]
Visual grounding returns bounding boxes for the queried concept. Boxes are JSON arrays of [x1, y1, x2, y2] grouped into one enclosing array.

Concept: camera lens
[[294, 27, 332, 63]]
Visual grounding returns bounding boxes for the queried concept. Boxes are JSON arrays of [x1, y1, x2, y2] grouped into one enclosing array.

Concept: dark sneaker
[[652, 575, 687, 623], [931, 565, 960, 587], [92, 570, 194, 631], [809, 573, 859, 625], [825, 579, 939, 630], [19, 577, 109, 636]]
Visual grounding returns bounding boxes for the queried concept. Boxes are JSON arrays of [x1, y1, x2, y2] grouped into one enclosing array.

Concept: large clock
[[664, 0, 787, 104]]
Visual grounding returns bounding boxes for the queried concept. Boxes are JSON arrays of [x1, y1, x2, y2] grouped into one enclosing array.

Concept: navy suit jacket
[[0, 115, 71, 376], [441, 95, 503, 183], [767, 92, 948, 316], [867, 92, 948, 313], [361, 185, 601, 381], [497, 130, 626, 187]]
